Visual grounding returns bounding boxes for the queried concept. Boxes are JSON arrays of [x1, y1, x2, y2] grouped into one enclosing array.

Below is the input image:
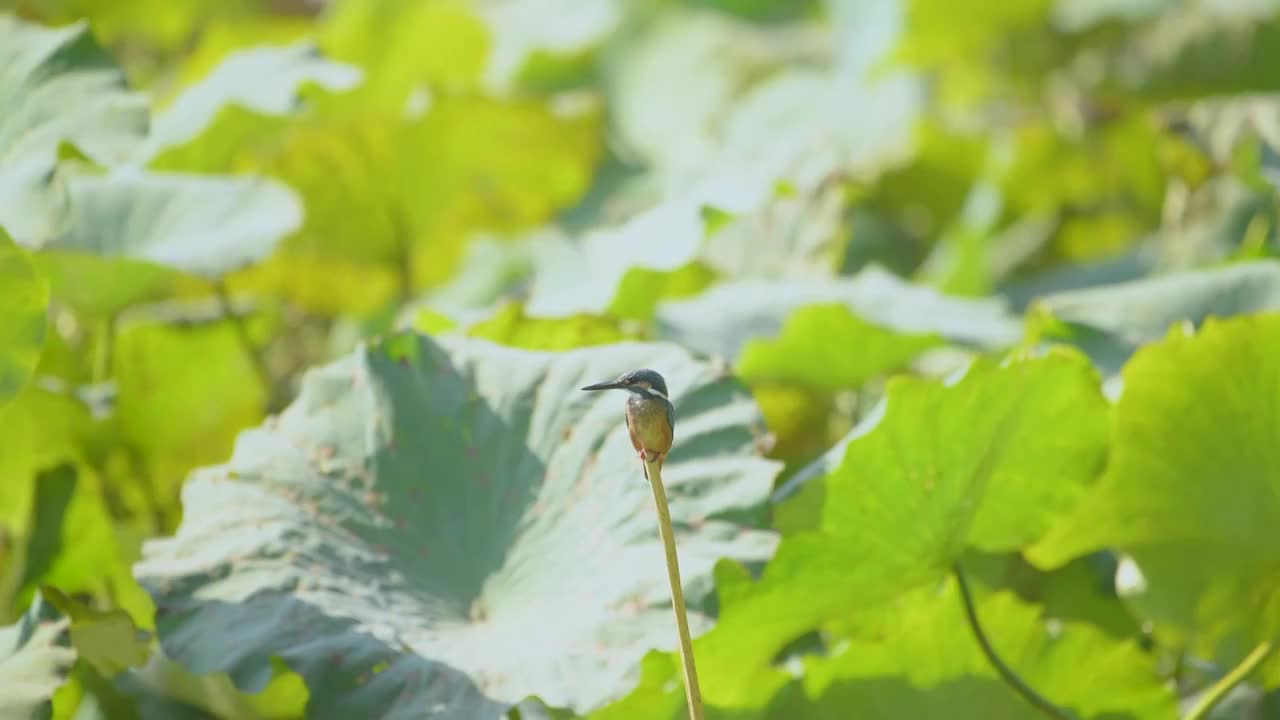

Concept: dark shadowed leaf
[[134, 334, 780, 716]]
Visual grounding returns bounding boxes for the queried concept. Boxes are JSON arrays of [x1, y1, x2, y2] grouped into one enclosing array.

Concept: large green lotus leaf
[[526, 177, 856, 320], [22, 0, 260, 57], [0, 14, 149, 244], [0, 231, 49, 411], [1029, 313, 1280, 683], [655, 266, 1023, 362], [140, 40, 362, 164], [782, 579, 1174, 719], [736, 303, 943, 392], [0, 592, 75, 720], [134, 333, 781, 716], [113, 312, 268, 520], [37, 169, 302, 281], [319, 0, 489, 112], [240, 94, 601, 314], [601, 350, 1109, 712]]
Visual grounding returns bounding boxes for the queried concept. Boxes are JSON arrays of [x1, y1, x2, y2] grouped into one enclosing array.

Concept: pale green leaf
[[0, 14, 148, 243], [141, 41, 362, 163], [0, 592, 75, 720], [244, 95, 600, 313], [134, 334, 780, 716], [40, 169, 302, 280], [113, 312, 267, 517], [1032, 259, 1280, 359], [656, 266, 1023, 362]]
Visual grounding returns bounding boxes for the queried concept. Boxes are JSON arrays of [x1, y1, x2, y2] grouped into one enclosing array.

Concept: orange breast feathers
[[625, 396, 674, 464]]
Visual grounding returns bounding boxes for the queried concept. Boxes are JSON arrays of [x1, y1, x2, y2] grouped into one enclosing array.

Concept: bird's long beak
[[581, 380, 625, 391]]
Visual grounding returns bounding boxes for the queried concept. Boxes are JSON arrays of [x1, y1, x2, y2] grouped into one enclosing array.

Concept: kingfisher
[[581, 369, 675, 480]]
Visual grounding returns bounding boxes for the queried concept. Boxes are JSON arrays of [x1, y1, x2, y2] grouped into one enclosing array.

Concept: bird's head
[[581, 368, 670, 400]]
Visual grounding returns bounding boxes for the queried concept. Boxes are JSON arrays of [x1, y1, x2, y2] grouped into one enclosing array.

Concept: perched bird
[[582, 369, 675, 479]]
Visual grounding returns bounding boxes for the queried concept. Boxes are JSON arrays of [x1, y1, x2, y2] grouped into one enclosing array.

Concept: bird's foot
[[637, 448, 659, 463]]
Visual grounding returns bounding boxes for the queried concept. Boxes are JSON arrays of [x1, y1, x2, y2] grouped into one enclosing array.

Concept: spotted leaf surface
[[134, 333, 780, 717]]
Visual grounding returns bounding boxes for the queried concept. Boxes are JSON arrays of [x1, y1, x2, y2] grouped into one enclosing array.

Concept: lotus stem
[[1183, 640, 1275, 720], [953, 562, 1068, 720], [644, 457, 704, 720]]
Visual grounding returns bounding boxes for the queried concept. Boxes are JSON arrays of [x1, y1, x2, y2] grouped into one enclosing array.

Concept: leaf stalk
[[1183, 640, 1275, 720], [953, 562, 1069, 720], [644, 457, 704, 720]]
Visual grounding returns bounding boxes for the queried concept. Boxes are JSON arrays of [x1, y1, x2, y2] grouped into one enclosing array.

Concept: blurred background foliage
[[3, 0, 1280, 717]]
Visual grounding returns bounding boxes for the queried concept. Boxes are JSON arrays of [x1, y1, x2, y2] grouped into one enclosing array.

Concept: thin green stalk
[[212, 281, 270, 393], [1183, 640, 1275, 720], [953, 562, 1069, 720], [644, 457, 704, 720], [92, 313, 117, 383]]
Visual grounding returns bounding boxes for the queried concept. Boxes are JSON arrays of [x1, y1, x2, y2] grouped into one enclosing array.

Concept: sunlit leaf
[[319, 0, 489, 111], [0, 231, 49, 410], [253, 95, 601, 314], [0, 591, 75, 719], [141, 41, 362, 163], [135, 334, 780, 715], [1029, 313, 1280, 684], [22, 0, 261, 57], [1032, 259, 1280, 348], [0, 14, 148, 243], [736, 304, 943, 391]]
